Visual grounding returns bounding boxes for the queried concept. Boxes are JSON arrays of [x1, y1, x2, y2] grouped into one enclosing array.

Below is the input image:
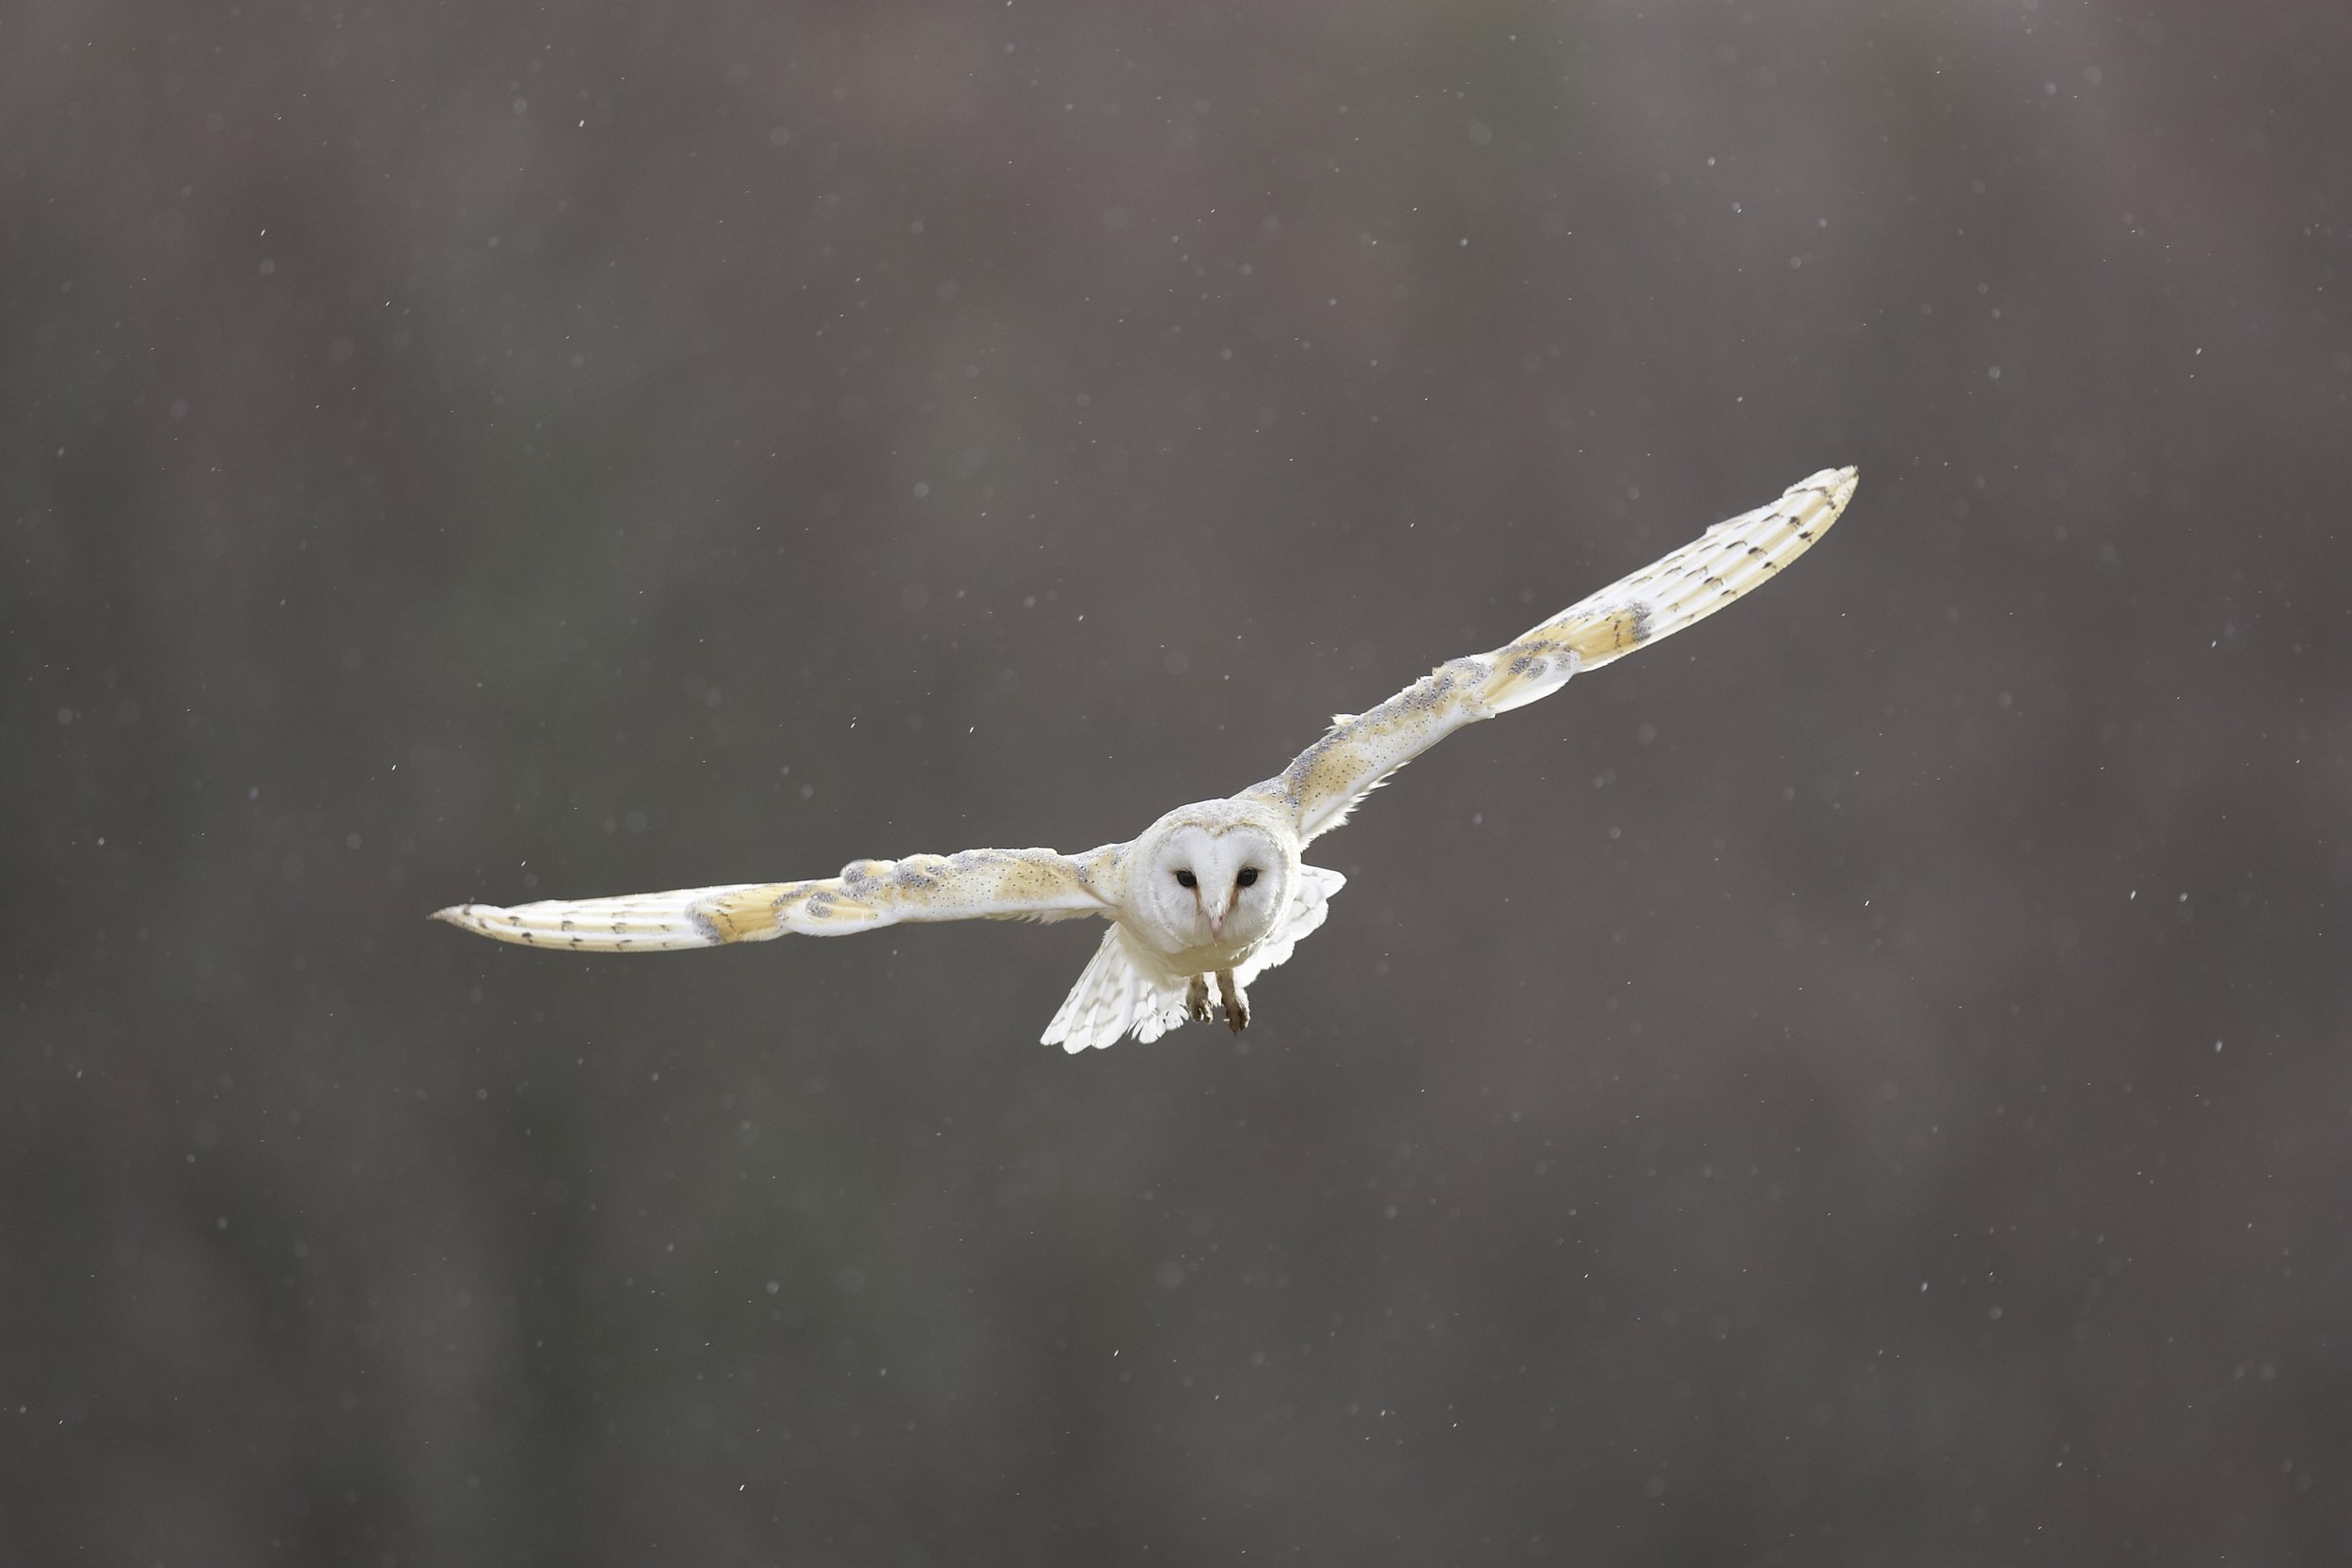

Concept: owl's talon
[[1186, 974, 1213, 1023], [1216, 970, 1249, 1033]]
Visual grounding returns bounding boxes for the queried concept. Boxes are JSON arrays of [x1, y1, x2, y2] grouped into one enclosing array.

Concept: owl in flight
[[437, 467, 1855, 1051]]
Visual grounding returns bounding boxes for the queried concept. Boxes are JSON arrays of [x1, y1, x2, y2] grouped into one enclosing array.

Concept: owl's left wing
[[1243, 467, 1855, 843], [435, 845, 1120, 952]]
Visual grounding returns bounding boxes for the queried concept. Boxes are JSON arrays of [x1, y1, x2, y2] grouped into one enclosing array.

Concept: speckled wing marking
[[432, 846, 1120, 953], [1245, 467, 1855, 842]]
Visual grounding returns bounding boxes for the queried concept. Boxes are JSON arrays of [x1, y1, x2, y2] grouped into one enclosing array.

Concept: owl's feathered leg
[[1186, 974, 1214, 1023], [1216, 970, 1250, 1034]]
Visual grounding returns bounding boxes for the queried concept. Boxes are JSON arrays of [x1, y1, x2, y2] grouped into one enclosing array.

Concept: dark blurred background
[[6, 0, 2349, 1561]]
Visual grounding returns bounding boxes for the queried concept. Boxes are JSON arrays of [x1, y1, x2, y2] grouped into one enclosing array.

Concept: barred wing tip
[[428, 892, 746, 951], [1805, 465, 1857, 512]]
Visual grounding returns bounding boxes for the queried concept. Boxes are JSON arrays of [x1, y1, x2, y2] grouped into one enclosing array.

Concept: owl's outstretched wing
[[434, 845, 1120, 952], [1242, 467, 1856, 843]]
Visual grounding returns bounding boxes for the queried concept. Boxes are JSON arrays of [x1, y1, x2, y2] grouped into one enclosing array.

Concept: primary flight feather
[[437, 467, 1856, 1051]]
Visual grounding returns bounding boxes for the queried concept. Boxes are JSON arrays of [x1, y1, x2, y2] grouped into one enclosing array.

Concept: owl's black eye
[[1235, 868, 1260, 888], [1175, 870, 1197, 889]]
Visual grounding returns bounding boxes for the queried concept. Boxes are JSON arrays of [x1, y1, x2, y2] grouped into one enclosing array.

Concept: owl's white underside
[[437, 467, 1857, 1051]]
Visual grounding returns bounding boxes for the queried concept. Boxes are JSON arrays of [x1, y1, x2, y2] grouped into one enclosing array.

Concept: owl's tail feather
[[1041, 927, 1193, 1053]]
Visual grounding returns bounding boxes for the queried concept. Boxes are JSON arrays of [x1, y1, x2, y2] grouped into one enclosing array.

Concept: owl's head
[[1131, 803, 1297, 957]]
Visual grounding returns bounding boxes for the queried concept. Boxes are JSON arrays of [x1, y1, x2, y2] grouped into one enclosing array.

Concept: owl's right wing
[[1242, 467, 1856, 843], [434, 845, 1121, 952]]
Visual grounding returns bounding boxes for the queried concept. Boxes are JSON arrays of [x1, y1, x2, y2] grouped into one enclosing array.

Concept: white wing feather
[[1040, 927, 1195, 1053], [1243, 467, 1855, 842], [434, 846, 1120, 953], [1233, 865, 1346, 987]]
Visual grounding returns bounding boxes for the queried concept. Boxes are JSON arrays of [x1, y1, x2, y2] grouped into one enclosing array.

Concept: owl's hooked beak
[[1205, 886, 1238, 939]]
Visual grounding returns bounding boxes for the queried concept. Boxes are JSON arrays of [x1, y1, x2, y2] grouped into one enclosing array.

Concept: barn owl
[[437, 467, 1855, 1051]]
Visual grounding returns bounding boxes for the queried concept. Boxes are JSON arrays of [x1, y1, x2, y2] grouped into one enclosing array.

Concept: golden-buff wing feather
[[434, 846, 1120, 952], [1243, 467, 1856, 841]]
